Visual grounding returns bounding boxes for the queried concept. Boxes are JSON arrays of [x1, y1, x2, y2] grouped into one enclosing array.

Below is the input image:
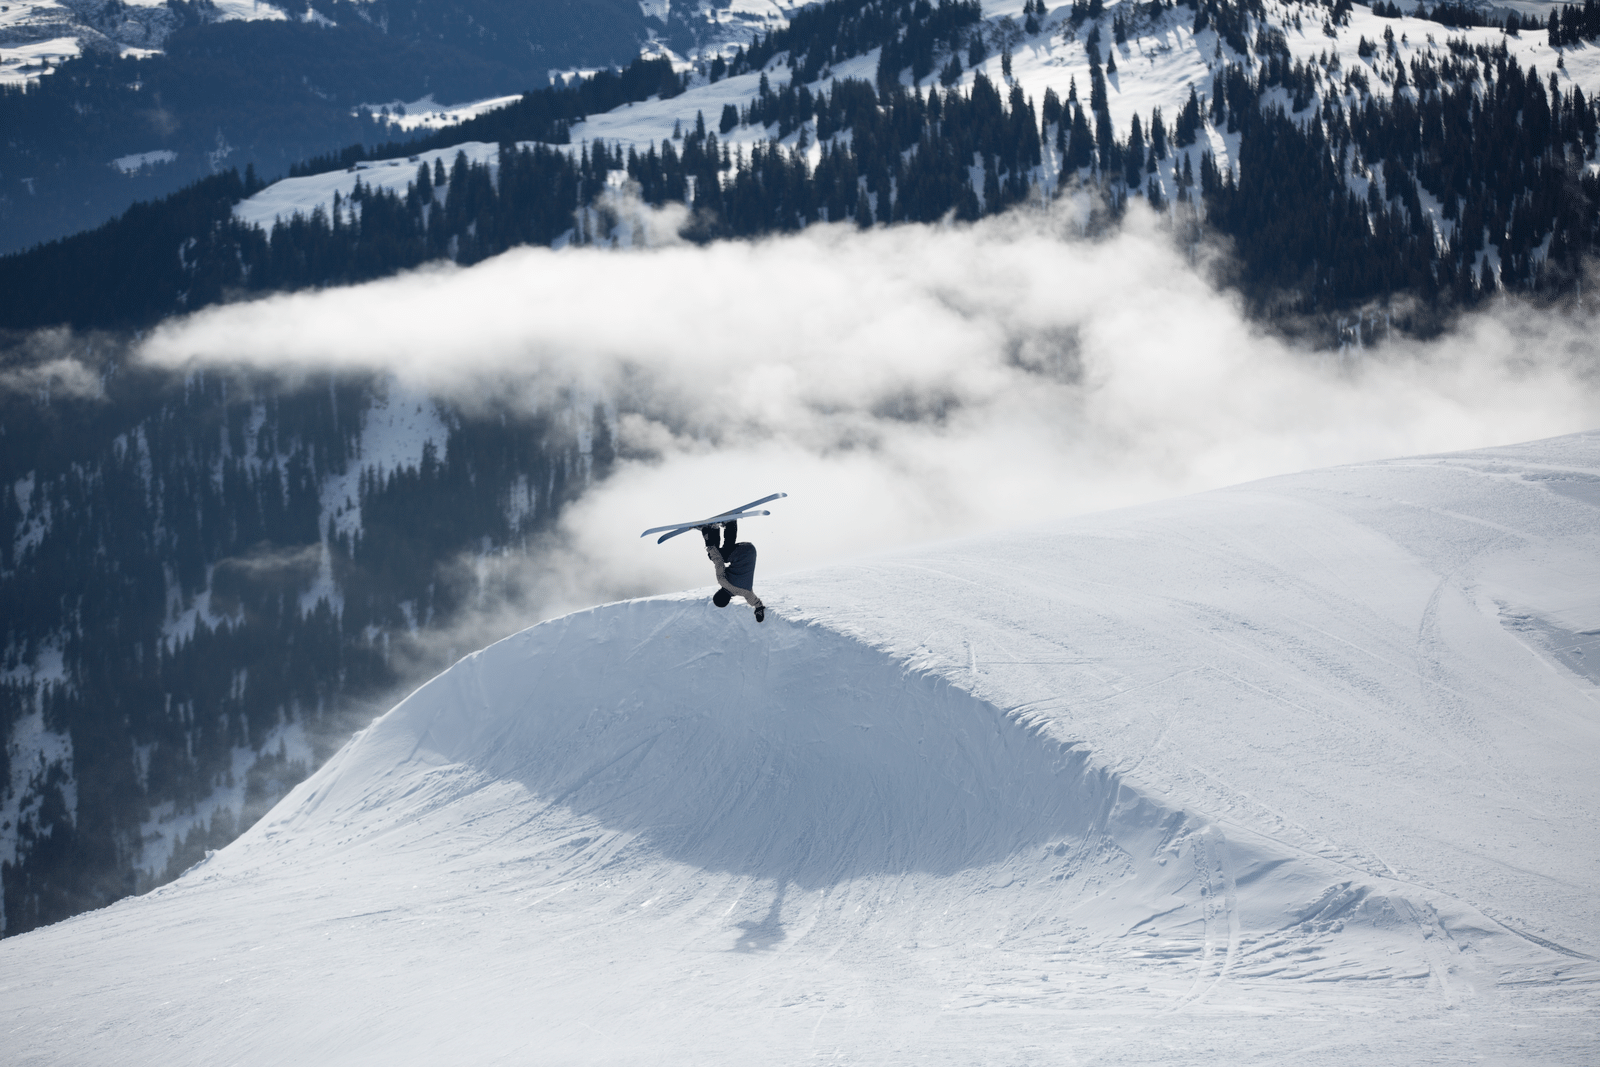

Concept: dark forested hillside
[[282, 0, 646, 74], [0, 354, 611, 935], [1207, 41, 1600, 317], [0, 0, 647, 254], [5, 25, 1598, 332]]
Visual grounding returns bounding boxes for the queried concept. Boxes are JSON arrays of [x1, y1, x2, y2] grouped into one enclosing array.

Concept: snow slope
[[233, 142, 504, 230], [234, 0, 1600, 249], [2, 432, 1598, 1065]]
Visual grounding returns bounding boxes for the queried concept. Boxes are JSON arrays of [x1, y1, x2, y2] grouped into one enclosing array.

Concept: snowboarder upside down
[[700, 521, 764, 622]]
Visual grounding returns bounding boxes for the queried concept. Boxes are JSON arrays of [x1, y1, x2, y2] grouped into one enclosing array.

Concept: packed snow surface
[[3, 432, 1598, 1064]]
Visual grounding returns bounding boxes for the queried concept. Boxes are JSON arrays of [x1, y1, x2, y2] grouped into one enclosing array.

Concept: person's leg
[[702, 526, 732, 605], [723, 542, 757, 592], [704, 525, 764, 621]]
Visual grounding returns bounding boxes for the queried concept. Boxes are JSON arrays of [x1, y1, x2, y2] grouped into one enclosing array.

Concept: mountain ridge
[[7, 0, 1600, 330]]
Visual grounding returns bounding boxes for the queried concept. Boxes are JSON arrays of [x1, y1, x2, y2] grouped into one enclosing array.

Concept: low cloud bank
[[141, 206, 1600, 624]]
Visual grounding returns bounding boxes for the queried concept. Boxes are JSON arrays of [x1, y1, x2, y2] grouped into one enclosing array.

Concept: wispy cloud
[[0, 328, 104, 400], [140, 204, 1600, 625]]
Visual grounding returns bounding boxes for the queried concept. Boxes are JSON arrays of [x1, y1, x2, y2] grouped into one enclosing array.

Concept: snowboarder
[[700, 520, 764, 622]]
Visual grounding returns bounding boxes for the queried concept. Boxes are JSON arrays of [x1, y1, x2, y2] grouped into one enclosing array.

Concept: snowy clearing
[[360, 94, 525, 133], [233, 142, 504, 230], [109, 149, 177, 174]]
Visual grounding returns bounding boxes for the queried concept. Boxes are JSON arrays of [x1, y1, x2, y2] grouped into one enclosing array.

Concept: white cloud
[[140, 204, 1600, 623], [0, 327, 104, 400]]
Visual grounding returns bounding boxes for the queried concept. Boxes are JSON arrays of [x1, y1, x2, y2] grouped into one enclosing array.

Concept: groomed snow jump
[[3, 433, 1597, 1066]]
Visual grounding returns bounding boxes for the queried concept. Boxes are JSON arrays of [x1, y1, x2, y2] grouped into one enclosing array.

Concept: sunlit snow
[[3, 432, 1596, 1064]]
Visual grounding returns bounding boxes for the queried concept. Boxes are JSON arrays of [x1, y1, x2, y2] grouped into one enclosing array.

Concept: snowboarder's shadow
[[732, 881, 788, 952]]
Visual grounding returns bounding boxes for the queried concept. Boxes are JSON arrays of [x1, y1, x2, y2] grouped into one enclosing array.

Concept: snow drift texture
[[3, 432, 1598, 1065]]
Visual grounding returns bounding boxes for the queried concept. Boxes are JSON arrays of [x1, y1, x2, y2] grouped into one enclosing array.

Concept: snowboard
[[641, 493, 787, 544]]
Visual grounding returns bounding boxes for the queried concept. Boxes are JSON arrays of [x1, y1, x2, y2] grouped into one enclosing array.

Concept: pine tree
[[856, 187, 873, 227], [1126, 114, 1146, 186], [1068, 104, 1095, 170]]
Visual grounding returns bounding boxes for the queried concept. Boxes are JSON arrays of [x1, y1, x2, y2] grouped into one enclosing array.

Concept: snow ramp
[[285, 595, 1498, 967], [4, 432, 1599, 1066]]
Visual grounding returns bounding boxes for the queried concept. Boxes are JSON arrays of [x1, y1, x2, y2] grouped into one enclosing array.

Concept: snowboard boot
[[713, 588, 732, 608]]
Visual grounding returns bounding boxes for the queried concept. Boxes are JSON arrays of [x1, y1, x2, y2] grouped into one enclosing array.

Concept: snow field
[[1, 432, 1597, 1064], [358, 94, 525, 133], [233, 142, 505, 232], [109, 149, 177, 174]]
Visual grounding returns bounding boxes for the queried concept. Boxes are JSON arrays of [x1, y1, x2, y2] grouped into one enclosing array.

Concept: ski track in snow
[[2, 431, 1598, 1064]]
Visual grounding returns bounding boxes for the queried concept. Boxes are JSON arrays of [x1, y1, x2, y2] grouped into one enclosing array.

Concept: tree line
[[1, 361, 608, 935], [3, 0, 1598, 332]]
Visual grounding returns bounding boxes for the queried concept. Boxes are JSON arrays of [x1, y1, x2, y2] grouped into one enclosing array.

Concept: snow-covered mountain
[[0, 0, 655, 252], [0, 0, 282, 86], [13, 0, 1600, 317], [3, 432, 1595, 1063], [248, 0, 1600, 211]]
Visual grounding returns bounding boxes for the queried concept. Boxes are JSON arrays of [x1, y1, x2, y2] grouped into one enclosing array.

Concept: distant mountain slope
[[0, 0, 649, 253], [0, 0, 283, 83], [0, 362, 613, 937], [6, 0, 1600, 327], [2, 432, 1595, 1064]]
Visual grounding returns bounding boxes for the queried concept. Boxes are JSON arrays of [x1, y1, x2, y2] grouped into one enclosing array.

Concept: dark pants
[[709, 521, 757, 591], [723, 542, 757, 591]]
